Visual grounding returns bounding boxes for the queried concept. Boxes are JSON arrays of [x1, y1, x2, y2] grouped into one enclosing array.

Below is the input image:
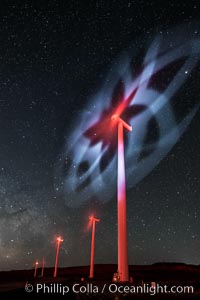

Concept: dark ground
[[0, 263, 200, 299]]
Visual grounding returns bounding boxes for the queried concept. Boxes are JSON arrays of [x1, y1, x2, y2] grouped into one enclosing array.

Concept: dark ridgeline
[[0, 263, 200, 299]]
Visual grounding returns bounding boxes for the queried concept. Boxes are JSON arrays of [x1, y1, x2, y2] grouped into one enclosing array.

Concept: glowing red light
[[56, 236, 64, 243], [111, 114, 119, 121], [89, 215, 94, 221], [111, 114, 132, 131]]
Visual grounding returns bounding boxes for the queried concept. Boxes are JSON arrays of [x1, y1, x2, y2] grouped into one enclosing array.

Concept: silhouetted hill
[[0, 263, 200, 299]]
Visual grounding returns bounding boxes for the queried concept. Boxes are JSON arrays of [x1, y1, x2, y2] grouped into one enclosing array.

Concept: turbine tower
[[41, 257, 45, 277], [89, 216, 100, 279], [111, 114, 132, 282], [34, 261, 39, 278], [53, 236, 64, 278]]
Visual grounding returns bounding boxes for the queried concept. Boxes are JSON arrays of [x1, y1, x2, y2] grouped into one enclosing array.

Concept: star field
[[0, 1, 200, 271]]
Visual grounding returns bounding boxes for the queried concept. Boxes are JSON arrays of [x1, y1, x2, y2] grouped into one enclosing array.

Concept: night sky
[[0, 1, 200, 271]]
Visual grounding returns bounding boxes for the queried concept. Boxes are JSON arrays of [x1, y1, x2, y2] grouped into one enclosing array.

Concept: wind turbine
[[41, 257, 45, 277], [111, 114, 132, 282], [53, 236, 64, 278], [89, 216, 100, 279], [34, 260, 39, 278]]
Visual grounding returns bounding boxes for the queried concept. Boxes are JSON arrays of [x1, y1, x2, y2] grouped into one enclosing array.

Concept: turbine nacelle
[[111, 114, 132, 132], [89, 216, 100, 223], [56, 236, 64, 243]]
